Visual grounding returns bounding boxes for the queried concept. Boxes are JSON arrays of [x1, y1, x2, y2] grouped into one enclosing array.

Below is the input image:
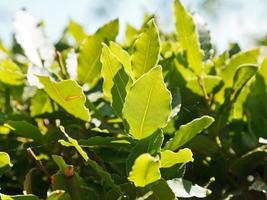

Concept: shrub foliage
[[0, 0, 267, 199]]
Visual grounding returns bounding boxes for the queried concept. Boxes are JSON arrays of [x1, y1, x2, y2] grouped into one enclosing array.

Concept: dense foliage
[[0, 0, 267, 199]]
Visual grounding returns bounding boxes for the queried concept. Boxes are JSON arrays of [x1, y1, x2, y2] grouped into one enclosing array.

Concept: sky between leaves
[[0, 0, 267, 52]]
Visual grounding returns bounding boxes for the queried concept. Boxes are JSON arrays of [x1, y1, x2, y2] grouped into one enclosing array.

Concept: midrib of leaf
[[81, 51, 101, 84], [138, 84, 154, 138], [142, 35, 152, 75]]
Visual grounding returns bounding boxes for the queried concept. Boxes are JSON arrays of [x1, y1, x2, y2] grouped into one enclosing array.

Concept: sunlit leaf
[[0, 60, 24, 85], [109, 41, 133, 79], [0, 152, 11, 176], [126, 130, 163, 173], [77, 19, 119, 87], [128, 153, 161, 187], [100, 43, 122, 100], [164, 116, 214, 151], [131, 19, 160, 79], [123, 66, 172, 139], [38, 76, 90, 121], [160, 148, 193, 168], [174, 0, 203, 75]]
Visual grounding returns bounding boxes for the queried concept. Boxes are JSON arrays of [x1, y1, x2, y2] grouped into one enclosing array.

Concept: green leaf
[[126, 130, 163, 173], [100, 43, 122, 100], [128, 153, 161, 187], [125, 24, 139, 46], [186, 75, 222, 96], [174, 0, 203, 75], [167, 178, 211, 198], [86, 158, 121, 193], [0, 152, 11, 168], [0, 60, 24, 85], [52, 155, 71, 172], [160, 148, 193, 168], [220, 49, 260, 88], [164, 116, 214, 151], [4, 120, 43, 141], [58, 126, 89, 161], [229, 65, 258, 120], [109, 41, 133, 78], [79, 135, 132, 150], [77, 35, 102, 86], [0, 194, 40, 200], [146, 179, 176, 200], [231, 64, 258, 96], [0, 152, 11, 176], [51, 155, 90, 200], [30, 89, 58, 117], [58, 126, 120, 192], [38, 76, 90, 121], [77, 19, 119, 86], [67, 20, 87, 45], [131, 19, 160, 79], [215, 49, 260, 103], [123, 66, 172, 139], [111, 68, 130, 117], [95, 19, 119, 41]]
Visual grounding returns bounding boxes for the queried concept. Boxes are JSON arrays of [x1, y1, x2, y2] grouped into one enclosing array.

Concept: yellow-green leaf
[[186, 75, 222, 96], [125, 24, 139, 46], [77, 35, 102, 87], [128, 153, 161, 187], [174, 0, 204, 75], [38, 76, 90, 121], [67, 20, 88, 45], [164, 116, 214, 151], [123, 66, 172, 140], [160, 148, 193, 168], [220, 48, 260, 88], [100, 43, 122, 100], [109, 41, 133, 79], [131, 19, 160, 79], [77, 19, 119, 87], [215, 48, 260, 104], [30, 89, 58, 117], [0, 152, 11, 168], [0, 152, 11, 176], [0, 60, 24, 85]]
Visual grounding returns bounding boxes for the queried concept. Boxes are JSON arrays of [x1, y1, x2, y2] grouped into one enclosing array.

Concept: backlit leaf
[[131, 19, 160, 79], [164, 116, 214, 151], [100, 43, 122, 100], [38, 76, 90, 121], [174, 0, 204, 75], [128, 153, 161, 187], [0, 60, 24, 85], [123, 66, 172, 139], [160, 148, 193, 168], [77, 19, 119, 87]]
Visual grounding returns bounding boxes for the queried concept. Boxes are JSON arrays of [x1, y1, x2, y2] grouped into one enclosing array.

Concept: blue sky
[[1, 0, 267, 52]]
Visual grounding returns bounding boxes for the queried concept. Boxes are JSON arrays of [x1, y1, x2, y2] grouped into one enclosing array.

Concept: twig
[[27, 147, 51, 179]]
